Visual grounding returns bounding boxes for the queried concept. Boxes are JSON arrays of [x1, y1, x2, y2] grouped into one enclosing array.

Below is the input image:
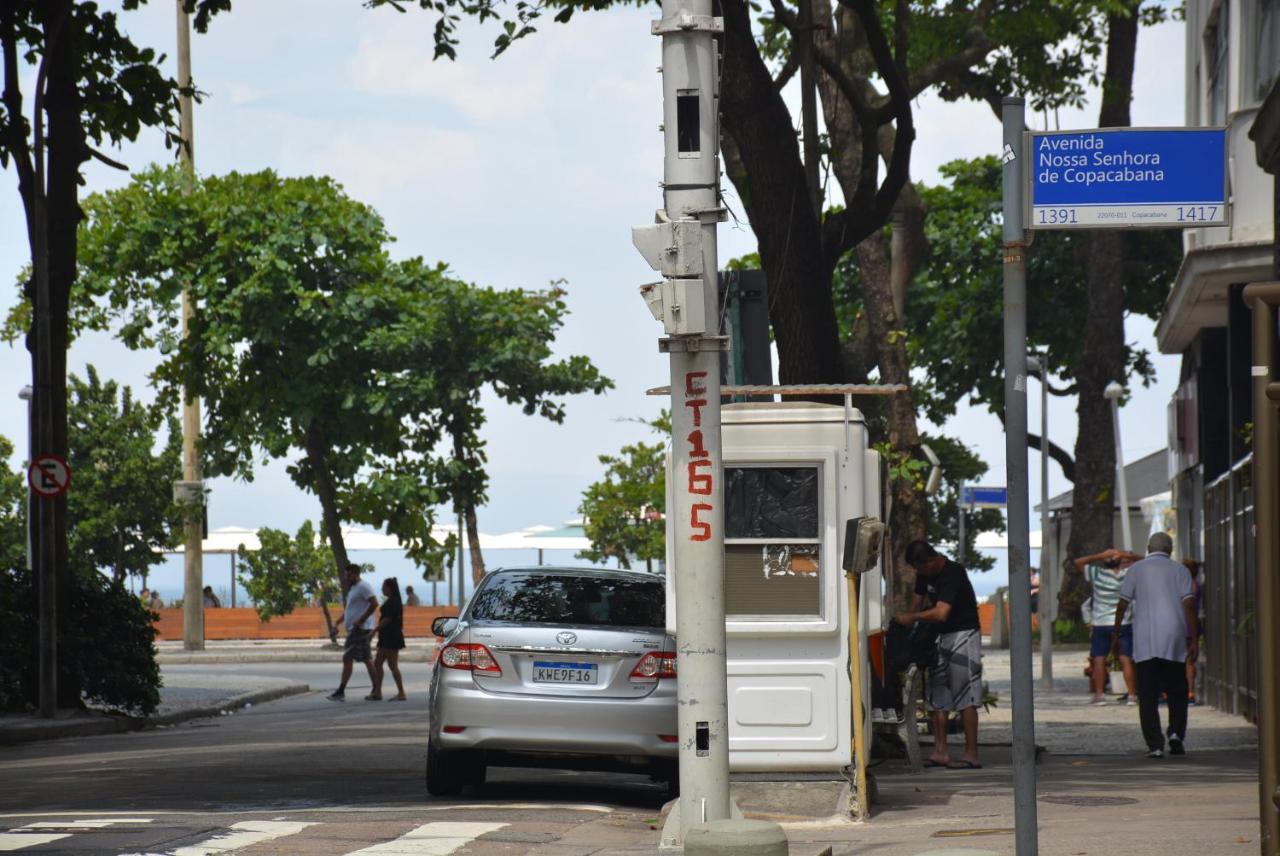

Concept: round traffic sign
[[28, 454, 71, 498]]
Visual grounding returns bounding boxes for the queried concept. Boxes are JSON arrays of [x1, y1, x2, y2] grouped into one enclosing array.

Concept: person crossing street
[[327, 562, 379, 702]]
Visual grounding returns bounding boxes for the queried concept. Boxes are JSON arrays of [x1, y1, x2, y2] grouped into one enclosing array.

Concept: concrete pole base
[[683, 819, 788, 856]]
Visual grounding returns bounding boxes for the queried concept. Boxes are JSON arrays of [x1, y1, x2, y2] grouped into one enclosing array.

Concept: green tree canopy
[[375, 264, 613, 582], [577, 413, 669, 572], [237, 521, 340, 638], [902, 156, 1179, 477], [0, 435, 24, 572], [45, 166, 609, 591], [66, 365, 181, 582]]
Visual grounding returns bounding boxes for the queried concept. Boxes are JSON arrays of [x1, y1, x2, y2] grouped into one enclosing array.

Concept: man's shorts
[[928, 629, 983, 712], [1090, 624, 1133, 658], [343, 628, 373, 663]]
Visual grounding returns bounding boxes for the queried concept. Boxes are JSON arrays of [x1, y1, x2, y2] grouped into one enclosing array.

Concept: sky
[[0, 3, 1186, 602]]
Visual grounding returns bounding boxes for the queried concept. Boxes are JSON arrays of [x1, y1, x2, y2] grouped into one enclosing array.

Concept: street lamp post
[[1103, 381, 1132, 553]]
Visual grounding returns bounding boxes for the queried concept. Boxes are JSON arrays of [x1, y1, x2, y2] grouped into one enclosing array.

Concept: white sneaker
[[1146, 748, 1164, 759], [1126, 696, 1139, 706], [1090, 696, 1108, 706]]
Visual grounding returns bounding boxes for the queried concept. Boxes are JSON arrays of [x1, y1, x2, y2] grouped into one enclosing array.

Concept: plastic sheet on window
[[725, 544, 821, 616], [725, 466, 819, 539]]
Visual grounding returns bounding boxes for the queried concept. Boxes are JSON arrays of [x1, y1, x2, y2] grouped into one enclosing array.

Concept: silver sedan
[[426, 567, 677, 797]]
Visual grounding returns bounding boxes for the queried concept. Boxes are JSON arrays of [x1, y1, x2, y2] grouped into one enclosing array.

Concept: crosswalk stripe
[[171, 820, 315, 856], [343, 822, 508, 855], [0, 833, 72, 851]]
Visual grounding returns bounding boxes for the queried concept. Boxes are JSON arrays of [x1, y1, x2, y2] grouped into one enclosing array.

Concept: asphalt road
[[0, 663, 669, 855]]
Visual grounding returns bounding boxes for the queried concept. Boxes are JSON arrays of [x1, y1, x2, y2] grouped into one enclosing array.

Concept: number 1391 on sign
[[1037, 208, 1078, 225]]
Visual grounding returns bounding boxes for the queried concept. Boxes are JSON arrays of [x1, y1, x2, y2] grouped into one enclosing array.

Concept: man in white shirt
[[1113, 532, 1198, 758], [328, 562, 379, 702]]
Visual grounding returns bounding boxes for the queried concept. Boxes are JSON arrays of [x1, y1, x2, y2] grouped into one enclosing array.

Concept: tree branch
[[773, 50, 799, 91], [831, 0, 915, 256], [1027, 431, 1075, 483], [85, 145, 127, 171], [905, 0, 997, 98], [0, 0, 38, 230], [893, 0, 908, 76]]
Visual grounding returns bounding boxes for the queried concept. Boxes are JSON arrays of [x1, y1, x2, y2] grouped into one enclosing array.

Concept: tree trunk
[[448, 425, 488, 584], [857, 233, 929, 612], [303, 425, 351, 599], [465, 502, 486, 585], [45, 0, 83, 708], [319, 602, 338, 645], [720, 0, 844, 384], [1060, 2, 1139, 622]]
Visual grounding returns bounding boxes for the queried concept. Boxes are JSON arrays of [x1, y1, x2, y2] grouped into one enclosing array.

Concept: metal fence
[[1203, 455, 1257, 721]]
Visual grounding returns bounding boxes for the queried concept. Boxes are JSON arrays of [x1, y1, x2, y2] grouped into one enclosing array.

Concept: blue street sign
[[962, 485, 1008, 508], [1026, 127, 1227, 229]]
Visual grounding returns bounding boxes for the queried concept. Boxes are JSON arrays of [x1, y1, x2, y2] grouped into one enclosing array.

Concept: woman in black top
[[368, 577, 407, 700]]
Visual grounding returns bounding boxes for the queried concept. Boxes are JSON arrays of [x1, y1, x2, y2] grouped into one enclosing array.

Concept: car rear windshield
[[469, 573, 665, 628]]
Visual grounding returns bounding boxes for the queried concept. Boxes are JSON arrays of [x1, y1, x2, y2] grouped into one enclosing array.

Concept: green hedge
[[0, 566, 161, 715]]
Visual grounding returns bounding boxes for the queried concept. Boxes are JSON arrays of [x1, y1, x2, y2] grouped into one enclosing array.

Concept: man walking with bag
[[1113, 532, 1198, 758]]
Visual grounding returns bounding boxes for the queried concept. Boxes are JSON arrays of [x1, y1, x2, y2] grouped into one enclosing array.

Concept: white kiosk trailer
[[663, 388, 896, 817]]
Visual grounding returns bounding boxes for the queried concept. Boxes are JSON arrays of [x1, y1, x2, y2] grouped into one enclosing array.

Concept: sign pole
[[636, 0, 730, 843], [1001, 95, 1040, 856], [956, 480, 965, 566]]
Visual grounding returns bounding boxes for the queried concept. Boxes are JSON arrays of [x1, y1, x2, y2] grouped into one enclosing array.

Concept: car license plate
[[532, 661, 598, 684]]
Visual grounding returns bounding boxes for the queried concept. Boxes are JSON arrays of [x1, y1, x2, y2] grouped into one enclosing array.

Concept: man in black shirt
[[895, 540, 983, 769]]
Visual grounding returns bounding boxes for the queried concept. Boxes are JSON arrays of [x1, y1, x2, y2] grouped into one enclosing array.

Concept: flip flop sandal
[[388, 696, 407, 701], [947, 760, 983, 769], [922, 759, 948, 769], [364, 694, 382, 701]]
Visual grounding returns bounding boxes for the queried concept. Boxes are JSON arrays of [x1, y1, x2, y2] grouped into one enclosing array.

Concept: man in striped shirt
[[1073, 547, 1143, 705]]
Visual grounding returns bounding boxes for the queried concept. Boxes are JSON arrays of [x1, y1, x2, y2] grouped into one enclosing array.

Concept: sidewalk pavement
[[0, 670, 309, 747], [710, 643, 1261, 855], [155, 637, 439, 664]]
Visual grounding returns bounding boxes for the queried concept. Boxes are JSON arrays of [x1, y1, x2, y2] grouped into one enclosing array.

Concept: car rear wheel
[[465, 752, 487, 789], [653, 759, 678, 801], [426, 735, 465, 797]]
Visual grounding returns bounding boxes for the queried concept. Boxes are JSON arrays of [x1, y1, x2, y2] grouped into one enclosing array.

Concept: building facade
[[1157, 0, 1280, 720]]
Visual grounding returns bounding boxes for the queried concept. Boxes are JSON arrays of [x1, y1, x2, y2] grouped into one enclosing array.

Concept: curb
[[156, 652, 435, 665], [0, 682, 310, 747]]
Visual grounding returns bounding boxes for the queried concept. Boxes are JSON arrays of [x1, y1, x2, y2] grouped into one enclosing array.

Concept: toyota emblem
[[556, 631, 577, 645]]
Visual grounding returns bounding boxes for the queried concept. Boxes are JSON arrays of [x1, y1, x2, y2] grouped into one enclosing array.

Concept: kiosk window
[[724, 466, 821, 618]]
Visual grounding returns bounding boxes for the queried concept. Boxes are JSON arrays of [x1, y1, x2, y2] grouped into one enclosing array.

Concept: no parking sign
[[27, 454, 71, 498]]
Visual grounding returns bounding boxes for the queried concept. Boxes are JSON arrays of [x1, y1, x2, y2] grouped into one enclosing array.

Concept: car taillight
[[440, 643, 501, 675], [630, 651, 677, 680]]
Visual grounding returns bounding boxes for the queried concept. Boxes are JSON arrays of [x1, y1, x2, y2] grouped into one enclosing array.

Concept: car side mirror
[[431, 616, 459, 637]]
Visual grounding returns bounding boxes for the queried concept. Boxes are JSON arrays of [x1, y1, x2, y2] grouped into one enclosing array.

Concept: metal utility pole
[[797, 0, 820, 217], [1244, 280, 1280, 855], [1104, 381, 1132, 552], [633, 0, 731, 841], [175, 0, 205, 651], [1000, 95, 1040, 856], [1028, 354, 1052, 689], [956, 480, 965, 565]]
